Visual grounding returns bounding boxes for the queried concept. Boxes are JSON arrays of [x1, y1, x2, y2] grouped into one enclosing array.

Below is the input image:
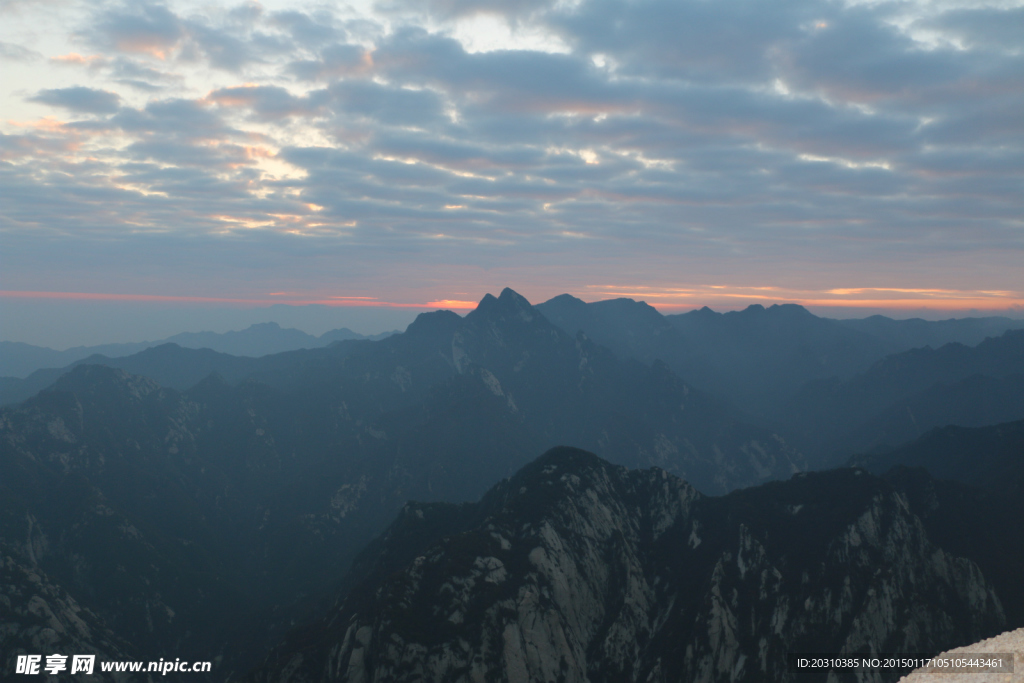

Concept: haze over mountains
[[2, 288, 1023, 682], [536, 295, 1024, 418], [0, 323, 398, 378]]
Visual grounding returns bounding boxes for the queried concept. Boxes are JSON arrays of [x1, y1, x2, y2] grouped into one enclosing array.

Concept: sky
[[1, 0, 1023, 346]]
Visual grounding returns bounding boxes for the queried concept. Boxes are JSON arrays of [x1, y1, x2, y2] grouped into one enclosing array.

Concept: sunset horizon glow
[[4, 287, 1022, 317], [2, 0, 1021, 347]]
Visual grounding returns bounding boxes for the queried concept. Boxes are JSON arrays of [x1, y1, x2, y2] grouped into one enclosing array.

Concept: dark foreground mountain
[[1, 472, 137, 681], [851, 419, 1024, 627], [0, 548, 135, 683], [251, 448, 1005, 683], [0, 368, 251, 676]]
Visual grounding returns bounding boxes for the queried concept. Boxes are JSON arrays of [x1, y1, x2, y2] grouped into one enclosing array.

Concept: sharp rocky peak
[[465, 287, 539, 325]]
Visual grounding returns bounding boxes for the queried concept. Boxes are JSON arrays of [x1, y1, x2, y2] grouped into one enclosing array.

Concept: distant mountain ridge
[[784, 330, 1024, 460], [835, 314, 1024, 351], [0, 322, 397, 378], [536, 294, 1023, 417]]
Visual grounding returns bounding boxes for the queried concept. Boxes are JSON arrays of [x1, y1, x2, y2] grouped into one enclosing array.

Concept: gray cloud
[[113, 98, 237, 139], [89, 1, 286, 71], [28, 86, 122, 114], [922, 6, 1024, 52], [2, 0, 1023, 314], [270, 9, 345, 46], [207, 84, 330, 120], [288, 42, 370, 80], [550, 0, 814, 83], [327, 80, 448, 127], [376, 0, 551, 20], [91, 2, 185, 57]]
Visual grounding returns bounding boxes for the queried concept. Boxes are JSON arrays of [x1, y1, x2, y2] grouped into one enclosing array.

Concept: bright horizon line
[[4, 288, 1024, 316]]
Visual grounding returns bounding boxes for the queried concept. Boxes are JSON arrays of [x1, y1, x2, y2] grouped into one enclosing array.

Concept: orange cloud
[[118, 40, 172, 60], [426, 299, 478, 309], [7, 117, 68, 132], [51, 53, 105, 67]]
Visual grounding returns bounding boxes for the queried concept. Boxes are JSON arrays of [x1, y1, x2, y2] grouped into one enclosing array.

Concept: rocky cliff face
[[0, 497, 137, 682], [251, 448, 1004, 683], [0, 549, 136, 682]]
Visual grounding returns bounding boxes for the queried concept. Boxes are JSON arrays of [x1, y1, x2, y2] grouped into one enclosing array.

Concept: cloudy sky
[[2, 0, 1023, 344]]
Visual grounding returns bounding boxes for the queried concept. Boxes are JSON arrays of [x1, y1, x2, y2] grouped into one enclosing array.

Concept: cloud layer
[[1, 0, 1022, 311]]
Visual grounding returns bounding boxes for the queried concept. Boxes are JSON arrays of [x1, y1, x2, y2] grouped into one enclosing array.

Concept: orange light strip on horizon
[[650, 299, 1024, 312], [585, 284, 1024, 312], [3, 289, 1021, 313], [0, 290, 479, 310]]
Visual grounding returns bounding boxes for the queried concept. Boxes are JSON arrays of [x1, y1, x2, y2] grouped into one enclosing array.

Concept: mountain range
[[536, 295, 1023, 418], [2, 288, 1022, 681], [1, 289, 799, 678]]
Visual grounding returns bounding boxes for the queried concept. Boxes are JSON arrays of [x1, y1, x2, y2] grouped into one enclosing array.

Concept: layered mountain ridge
[[2, 288, 1022, 681], [0, 289, 803, 677], [0, 323, 398, 379]]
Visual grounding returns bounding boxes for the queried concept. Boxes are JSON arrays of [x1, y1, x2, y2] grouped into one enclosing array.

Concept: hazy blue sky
[[2, 0, 1022, 345]]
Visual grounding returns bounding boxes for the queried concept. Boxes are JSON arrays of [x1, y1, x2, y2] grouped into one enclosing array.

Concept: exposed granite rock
[[251, 448, 1004, 683], [0, 548, 137, 682]]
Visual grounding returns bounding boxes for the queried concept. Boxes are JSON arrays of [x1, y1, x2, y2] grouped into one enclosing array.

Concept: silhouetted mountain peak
[[685, 305, 720, 319], [499, 286, 529, 304], [767, 303, 814, 317], [466, 287, 539, 325], [545, 293, 587, 309], [404, 309, 463, 338], [590, 296, 664, 320]]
